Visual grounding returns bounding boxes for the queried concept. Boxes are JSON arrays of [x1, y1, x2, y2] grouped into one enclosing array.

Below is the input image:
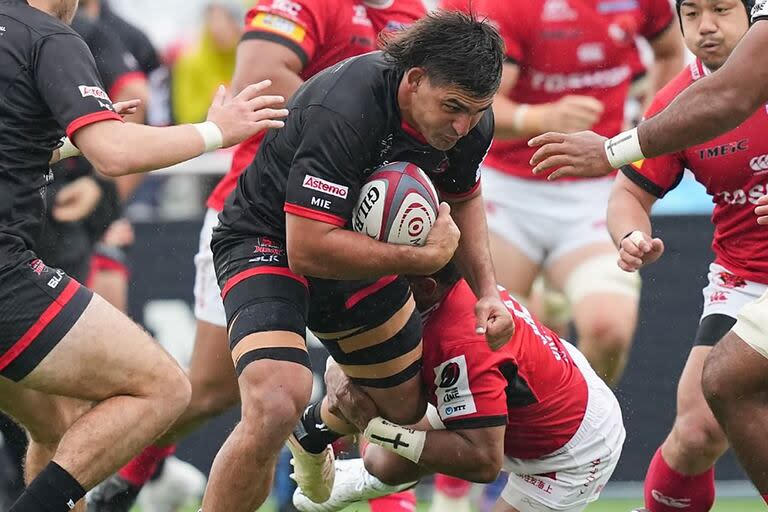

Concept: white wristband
[[193, 121, 224, 153], [513, 104, 529, 133], [58, 137, 81, 159], [604, 127, 645, 169], [364, 417, 426, 464]]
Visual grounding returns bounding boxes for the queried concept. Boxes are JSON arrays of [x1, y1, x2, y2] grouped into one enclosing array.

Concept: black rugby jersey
[[218, 51, 493, 241], [0, 0, 121, 267]]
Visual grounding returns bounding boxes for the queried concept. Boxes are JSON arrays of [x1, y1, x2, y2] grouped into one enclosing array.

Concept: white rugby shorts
[[501, 341, 625, 512], [483, 166, 614, 266], [193, 208, 227, 327]]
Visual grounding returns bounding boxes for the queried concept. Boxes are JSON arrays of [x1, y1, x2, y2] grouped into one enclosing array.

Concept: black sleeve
[[284, 107, 373, 227], [33, 33, 123, 138], [433, 110, 493, 200]]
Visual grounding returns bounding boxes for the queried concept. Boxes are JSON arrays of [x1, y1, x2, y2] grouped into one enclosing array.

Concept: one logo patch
[[433, 355, 476, 419], [78, 85, 109, 101], [302, 175, 349, 198]]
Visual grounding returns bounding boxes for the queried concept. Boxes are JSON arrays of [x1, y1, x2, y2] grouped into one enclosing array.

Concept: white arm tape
[[58, 137, 81, 159], [512, 104, 530, 133], [364, 417, 426, 464], [192, 121, 224, 153], [604, 127, 645, 169]]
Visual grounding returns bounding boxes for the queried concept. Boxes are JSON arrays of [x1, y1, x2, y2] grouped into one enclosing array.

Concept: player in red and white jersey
[[470, 0, 684, 386], [293, 263, 625, 512], [605, 2, 761, 510]]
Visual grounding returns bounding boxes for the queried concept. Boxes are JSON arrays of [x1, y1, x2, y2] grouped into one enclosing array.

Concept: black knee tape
[[235, 348, 311, 375], [228, 299, 306, 348]]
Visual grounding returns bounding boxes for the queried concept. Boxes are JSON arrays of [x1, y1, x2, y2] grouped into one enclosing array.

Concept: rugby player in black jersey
[[0, 1, 286, 511], [204, 10, 512, 512]]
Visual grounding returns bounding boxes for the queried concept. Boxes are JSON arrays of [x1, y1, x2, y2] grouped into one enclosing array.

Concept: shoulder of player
[[4, 4, 79, 42], [645, 62, 699, 118]]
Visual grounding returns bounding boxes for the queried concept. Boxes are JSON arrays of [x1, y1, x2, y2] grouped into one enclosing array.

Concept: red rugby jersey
[[206, 0, 377, 211], [363, 0, 426, 34], [475, 0, 674, 181], [421, 280, 588, 459], [624, 59, 768, 284]]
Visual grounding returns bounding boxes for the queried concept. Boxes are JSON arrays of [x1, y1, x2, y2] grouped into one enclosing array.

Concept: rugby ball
[[352, 162, 439, 246]]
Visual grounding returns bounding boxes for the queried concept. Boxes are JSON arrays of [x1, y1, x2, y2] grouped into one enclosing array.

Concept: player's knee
[[150, 362, 192, 421], [579, 316, 632, 356], [671, 412, 727, 461], [240, 378, 311, 440]]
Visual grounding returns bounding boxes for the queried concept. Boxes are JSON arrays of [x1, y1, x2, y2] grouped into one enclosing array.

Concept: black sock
[[294, 401, 344, 454], [9, 461, 85, 512]]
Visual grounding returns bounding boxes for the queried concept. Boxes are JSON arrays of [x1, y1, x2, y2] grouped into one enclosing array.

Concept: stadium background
[[51, 0, 764, 509]]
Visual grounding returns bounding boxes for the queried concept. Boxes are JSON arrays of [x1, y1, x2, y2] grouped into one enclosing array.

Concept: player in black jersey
[[205, 10, 512, 512], [0, 1, 287, 511]]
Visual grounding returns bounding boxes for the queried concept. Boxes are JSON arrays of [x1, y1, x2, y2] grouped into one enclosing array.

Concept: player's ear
[[405, 68, 426, 91]]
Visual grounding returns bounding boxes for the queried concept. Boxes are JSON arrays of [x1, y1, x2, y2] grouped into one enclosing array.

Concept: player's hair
[[380, 9, 504, 99], [429, 261, 463, 290]]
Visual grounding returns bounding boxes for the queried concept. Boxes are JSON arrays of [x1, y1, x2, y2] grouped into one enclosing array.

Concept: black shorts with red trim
[[0, 252, 93, 382], [212, 233, 423, 386]]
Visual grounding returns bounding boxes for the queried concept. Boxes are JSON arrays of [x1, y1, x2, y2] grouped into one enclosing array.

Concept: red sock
[[644, 448, 715, 512], [763, 494, 768, 505], [434, 474, 471, 499], [118, 444, 176, 487], [369, 490, 416, 512]]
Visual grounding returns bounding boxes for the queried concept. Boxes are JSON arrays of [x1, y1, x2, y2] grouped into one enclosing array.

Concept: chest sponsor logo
[[302, 175, 349, 199], [78, 85, 109, 101], [577, 43, 605, 64], [697, 139, 749, 160], [433, 355, 476, 419], [597, 0, 638, 13], [542, 0, 578, 22], [530, 65, 630, 93], [714, 182, 768, 206], [352, 4, 373, 26], [750, 154, 768, 174], [718, 271, 747, 289]]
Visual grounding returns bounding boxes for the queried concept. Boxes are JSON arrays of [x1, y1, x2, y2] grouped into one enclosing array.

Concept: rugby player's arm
[[286, 214, 446, 279], [638, 20, 768, 157], [486, 62, 525, 139], [364, 423, 505, 484], [645, 25, 685, 100], [446, 190, 500, 300], [111, 76, 150, 200], [229, 39, 304, 98], [606, 171, 657, 247]]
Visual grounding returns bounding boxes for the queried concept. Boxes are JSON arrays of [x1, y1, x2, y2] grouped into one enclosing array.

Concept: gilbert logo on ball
[[352, 162, 439, 246]]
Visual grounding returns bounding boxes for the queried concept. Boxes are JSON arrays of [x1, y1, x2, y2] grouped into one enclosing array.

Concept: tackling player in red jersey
[[466, 0, 684, 387], [293, 263, 624, 512], [605, 2, 761, 510]]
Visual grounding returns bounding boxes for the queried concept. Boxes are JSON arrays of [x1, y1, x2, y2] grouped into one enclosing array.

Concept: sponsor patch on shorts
[[434, 355, 476, 420], [250, 12, 306, 43]]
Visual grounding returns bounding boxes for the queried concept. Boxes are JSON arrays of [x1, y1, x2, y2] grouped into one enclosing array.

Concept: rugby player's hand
[[113, 99, 141, 119], [475, 295, 514, 350], [206, 80, 289, 148], [528, 131, 613, 180], [420, 203, 460, 274], [53, 176, 102, 223], [539, 95, 604, 134], [618, 230, 664, 272], [325, 359, 378, 431], [755, 194, 768, 225]]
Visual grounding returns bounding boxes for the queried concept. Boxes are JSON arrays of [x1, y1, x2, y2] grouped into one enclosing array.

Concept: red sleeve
[[620, 84, 686, 197], [242, 0, 324, 66], [638, 0, 676, 41], [431, 342, 508, 430]]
